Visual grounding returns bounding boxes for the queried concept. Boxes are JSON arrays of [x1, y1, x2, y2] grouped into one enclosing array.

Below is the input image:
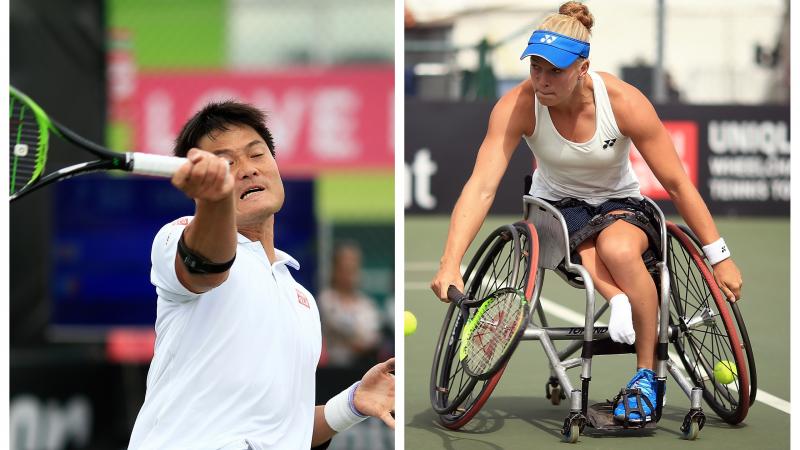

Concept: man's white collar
[[236, 233, 300, 270]]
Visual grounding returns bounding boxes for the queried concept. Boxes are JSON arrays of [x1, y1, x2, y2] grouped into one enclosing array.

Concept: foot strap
[[612, 388, 655, 427]]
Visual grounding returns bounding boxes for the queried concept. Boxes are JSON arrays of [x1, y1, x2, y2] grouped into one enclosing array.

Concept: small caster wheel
[[561, 413, 585, 444], [545, 377, 566, 406], [562, 423, 580, 443], [681, 419, 700, 440], [680, 409, 705, 440]]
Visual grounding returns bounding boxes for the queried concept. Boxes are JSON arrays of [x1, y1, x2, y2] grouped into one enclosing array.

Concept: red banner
[[132, 67, 394, 174], [630, 121, 698, 199]]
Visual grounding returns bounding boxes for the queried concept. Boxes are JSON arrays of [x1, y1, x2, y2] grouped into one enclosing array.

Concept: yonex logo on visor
[[520, 30, 590, 68]]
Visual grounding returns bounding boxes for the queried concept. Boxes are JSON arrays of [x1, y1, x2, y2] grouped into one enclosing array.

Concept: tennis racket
[[9, 86, 186, 202], [448, 285, 529, 380]]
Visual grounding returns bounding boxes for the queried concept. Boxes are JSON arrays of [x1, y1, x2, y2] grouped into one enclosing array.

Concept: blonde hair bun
[[559, 1, 594, 32]]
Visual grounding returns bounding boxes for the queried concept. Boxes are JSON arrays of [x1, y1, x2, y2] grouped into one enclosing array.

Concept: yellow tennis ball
[[404, 311, 417, 336], [713, 360, 737, 385]]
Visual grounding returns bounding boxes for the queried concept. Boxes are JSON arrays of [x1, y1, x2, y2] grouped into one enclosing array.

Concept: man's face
[[197, 124, 284, 226]]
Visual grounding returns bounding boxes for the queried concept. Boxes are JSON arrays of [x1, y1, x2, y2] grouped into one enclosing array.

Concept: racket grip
[[131, 153, 187, 177], [447, 285, 467, 304]]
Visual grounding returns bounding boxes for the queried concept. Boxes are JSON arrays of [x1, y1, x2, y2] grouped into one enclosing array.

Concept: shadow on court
[[409, 395, 755, 449]]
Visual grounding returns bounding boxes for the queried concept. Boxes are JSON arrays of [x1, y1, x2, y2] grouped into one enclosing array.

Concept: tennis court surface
[[405, 215, 789, 449]]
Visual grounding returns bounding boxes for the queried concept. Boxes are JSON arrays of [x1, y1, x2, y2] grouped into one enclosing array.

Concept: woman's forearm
[[668, 180, 721, 245], [440, 179, 496, 269]]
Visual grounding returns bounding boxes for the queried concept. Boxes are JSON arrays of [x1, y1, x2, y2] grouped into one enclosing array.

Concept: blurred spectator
[[319, 242, 382, 368]]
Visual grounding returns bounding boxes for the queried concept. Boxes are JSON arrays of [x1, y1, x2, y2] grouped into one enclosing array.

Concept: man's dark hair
[[173, 101, 276, 157]]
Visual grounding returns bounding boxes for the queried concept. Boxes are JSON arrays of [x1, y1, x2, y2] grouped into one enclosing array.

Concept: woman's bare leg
[[594, 219, 658, 370], [575, 217, 658, 370]]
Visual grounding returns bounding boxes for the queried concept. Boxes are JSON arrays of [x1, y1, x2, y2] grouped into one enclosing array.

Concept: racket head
[[9, 86, 51, 196], [458, 287, 529, 379]]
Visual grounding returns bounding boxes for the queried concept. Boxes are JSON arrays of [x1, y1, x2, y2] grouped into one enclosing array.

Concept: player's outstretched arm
[[171, 148, 237, 293], [311, 358, 395, 446], [431, 84, 532, 301]]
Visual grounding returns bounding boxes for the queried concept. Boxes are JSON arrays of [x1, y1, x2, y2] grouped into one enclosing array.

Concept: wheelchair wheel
[[666, 223, 750, 424], [430, 221, 538, 429], [676, 224, 758, 407]]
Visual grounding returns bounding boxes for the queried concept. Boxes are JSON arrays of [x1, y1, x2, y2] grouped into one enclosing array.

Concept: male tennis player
[[128, 101, 394, 450]]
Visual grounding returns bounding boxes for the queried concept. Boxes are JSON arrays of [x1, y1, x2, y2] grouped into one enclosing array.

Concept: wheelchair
[[429, 195, 757, 442]]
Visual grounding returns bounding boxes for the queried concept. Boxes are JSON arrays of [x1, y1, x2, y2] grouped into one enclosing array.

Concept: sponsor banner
[[405, 101, 533, 215], [405, 100, 788, 216], [631, 121, 699, 200], [12, 352, 125, 449], [705, 117, 790, 203], [658, 104, 789, 215], [132, 67, 394, 174]]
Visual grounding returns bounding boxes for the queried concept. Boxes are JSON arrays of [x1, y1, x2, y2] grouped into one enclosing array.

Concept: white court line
[[752, 390, 791, 414], [405, 281, 790, 415]]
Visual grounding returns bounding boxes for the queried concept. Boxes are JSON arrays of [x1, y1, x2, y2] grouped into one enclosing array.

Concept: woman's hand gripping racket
[[447, 285, 529, 380], [9, 86, 187, 202]]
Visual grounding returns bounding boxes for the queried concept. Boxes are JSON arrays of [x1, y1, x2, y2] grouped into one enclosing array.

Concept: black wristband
[[177, 232, 236, 274]]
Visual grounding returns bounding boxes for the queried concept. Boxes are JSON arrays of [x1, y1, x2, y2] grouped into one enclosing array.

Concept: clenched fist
[[172, 148, 235, 203]]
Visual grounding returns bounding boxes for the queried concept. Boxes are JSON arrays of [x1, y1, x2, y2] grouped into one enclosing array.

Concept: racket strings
[[464, 291, 525, 374], [9, 100, 44, 193]]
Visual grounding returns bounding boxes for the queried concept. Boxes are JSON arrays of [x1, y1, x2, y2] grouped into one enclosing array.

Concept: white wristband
[[702, 237, 731, 265], [324, 381, 368, 432]]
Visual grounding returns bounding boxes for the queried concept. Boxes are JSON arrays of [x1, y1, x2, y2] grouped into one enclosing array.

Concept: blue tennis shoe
[[613, 368, 658, 424]]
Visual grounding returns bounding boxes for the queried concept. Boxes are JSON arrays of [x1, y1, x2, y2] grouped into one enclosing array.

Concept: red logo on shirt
[[296, 290, 310, 309]]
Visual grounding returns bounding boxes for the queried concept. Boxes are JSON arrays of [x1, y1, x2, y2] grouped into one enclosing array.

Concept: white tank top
[[523, 71, 642, 205]]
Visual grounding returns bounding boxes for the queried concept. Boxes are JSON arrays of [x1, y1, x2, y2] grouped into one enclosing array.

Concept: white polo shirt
[[128, 217, 322, 450]]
